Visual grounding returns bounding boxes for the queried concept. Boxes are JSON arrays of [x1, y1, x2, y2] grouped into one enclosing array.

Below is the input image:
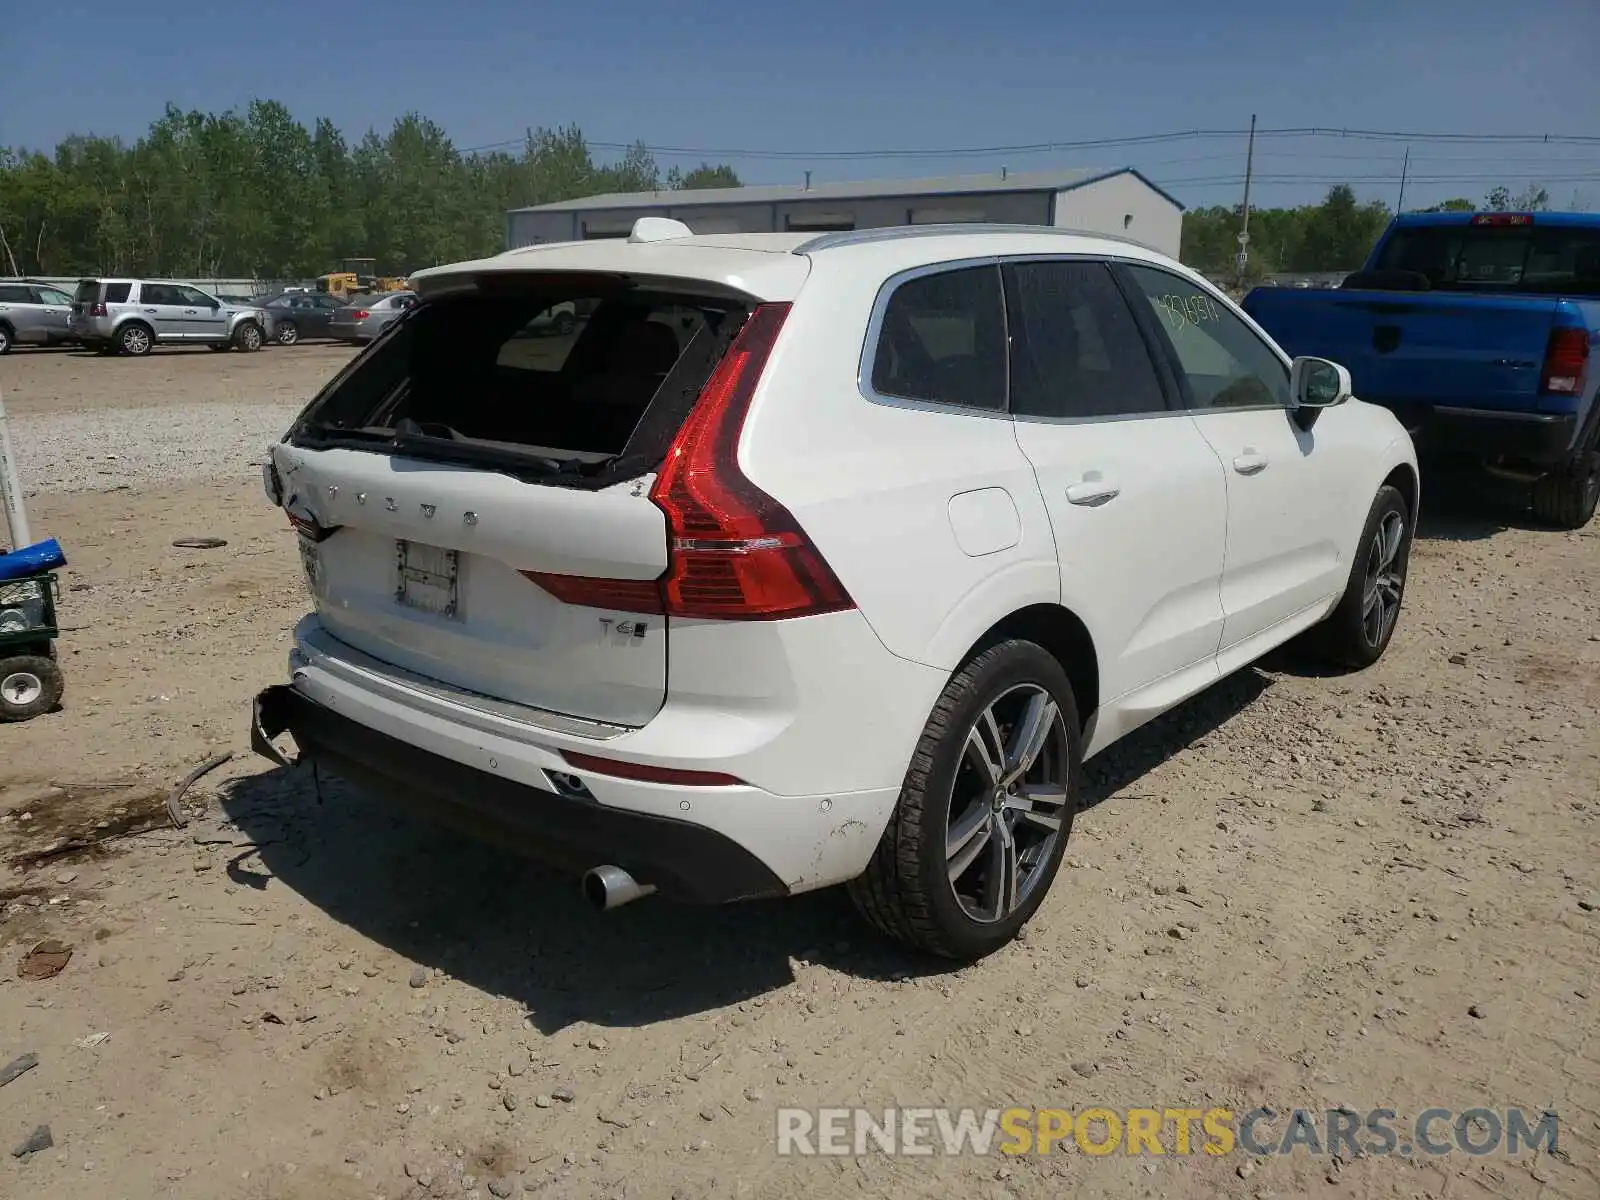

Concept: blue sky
[[5, 0, 1598, 211]]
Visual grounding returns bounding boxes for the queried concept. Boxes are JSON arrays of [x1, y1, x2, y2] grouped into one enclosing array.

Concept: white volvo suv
[[253, 218, 1418, 960]]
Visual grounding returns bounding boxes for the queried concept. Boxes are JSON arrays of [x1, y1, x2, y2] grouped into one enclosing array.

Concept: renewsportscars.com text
[[775, 1106, 1559, 1158]]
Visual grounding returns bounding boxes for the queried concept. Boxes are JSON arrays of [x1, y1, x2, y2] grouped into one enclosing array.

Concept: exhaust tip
[[583, 865, 657, 912]]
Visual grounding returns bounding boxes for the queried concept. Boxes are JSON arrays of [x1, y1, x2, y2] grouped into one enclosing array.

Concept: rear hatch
[[271, 272, 778, 727], [69, 279, 100, 323]]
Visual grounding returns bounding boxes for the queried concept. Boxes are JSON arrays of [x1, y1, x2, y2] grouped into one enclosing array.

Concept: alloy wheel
[[945, 684, 1071, 923], [122, 326, 150, 355], [1361, 510, 1406, 648]]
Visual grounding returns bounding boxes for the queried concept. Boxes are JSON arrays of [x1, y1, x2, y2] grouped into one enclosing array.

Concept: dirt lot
[[1, 346, 1597, 1200]]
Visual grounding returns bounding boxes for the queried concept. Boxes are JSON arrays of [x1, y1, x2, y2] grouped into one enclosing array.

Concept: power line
[[1151, 171, 1600, 188], [461, 125, 1600, 160]]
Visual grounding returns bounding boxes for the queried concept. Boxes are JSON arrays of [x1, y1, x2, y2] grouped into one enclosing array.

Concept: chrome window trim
[[858, 252, 1216, 425]]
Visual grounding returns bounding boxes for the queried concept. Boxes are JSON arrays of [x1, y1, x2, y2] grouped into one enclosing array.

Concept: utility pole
[[1396, 147, 1410, 213], [1235, 114, 1257, 291]]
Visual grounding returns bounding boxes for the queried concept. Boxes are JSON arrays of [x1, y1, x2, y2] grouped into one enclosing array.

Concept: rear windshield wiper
[[296, 419, 601, 483]]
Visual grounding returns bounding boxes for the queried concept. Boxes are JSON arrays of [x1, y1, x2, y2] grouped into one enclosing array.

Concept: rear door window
[[870, 265, 1007, 410], [1003, 261, 1170, 419]]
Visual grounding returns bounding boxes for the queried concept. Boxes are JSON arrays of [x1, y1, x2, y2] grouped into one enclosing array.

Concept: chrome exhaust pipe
[[583, 865, 657, 911]]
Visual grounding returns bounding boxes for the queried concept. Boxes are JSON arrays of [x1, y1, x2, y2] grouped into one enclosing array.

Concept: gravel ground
[[10, 400, 301, 496], [1, 345, 1597, 1200], [2, 345, 353, 501]]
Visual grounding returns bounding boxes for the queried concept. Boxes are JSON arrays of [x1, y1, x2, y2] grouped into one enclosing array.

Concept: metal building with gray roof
[[506, 168, 1185, 258]]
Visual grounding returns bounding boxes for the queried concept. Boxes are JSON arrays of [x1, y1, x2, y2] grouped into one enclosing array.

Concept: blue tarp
[[0, 538, 66, 581]]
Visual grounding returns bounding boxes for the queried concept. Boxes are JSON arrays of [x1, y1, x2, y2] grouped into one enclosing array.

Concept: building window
[[785, 214, 856, 232]]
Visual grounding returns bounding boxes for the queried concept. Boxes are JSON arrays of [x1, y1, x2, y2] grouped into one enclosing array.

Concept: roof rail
[[792, 223, 1159, 255]]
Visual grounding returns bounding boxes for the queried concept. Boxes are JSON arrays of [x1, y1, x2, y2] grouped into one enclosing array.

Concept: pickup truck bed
[[1242, 211, 1600, 528]]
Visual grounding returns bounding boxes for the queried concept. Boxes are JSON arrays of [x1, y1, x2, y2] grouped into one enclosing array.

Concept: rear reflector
[[518, 571, 663, 612], [1470, 213, 1533, 227], [1540, 327, 1589, 396], [560, 750, 744, 787], [521, 302, 856, 621]]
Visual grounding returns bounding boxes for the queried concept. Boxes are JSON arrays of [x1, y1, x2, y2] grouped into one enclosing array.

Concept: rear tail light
[[524, 302, 856, 621], [91, 302, 107, 317], [351, 309, 370, 320], [1539, 327, 1589, 396], [286, 510, 339, 542]]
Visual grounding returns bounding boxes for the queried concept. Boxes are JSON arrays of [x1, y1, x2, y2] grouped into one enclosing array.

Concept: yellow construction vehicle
[[314, 259, 409, 300]]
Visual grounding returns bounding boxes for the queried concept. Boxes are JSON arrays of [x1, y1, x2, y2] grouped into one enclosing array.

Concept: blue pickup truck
[[1242, 211, 1600, 528]]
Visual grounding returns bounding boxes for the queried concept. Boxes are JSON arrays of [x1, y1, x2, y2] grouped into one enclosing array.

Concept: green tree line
[[0, 100, 742, 280], [1180, 181, 1559, 281]]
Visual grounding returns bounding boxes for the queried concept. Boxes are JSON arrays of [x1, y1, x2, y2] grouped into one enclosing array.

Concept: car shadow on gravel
[[213, 669, 1271, 1033], [1411, 462, 1562, 541]]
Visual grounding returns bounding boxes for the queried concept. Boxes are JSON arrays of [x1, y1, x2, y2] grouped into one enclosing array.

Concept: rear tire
[[233, 321, 263, 352], [0, 656, 64, 723], [1302, 484, 1411, 669], [848, 639, 1081, 960], [276, 321, 299, 346], [0, 324, 13, 355], [118, 322, 154, 356], [1530, 419, 1600, 530]]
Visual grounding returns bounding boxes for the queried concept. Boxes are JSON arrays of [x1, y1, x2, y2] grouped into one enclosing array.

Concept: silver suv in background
[[0, 281, 77, 354], [68, 279, 269, 356]]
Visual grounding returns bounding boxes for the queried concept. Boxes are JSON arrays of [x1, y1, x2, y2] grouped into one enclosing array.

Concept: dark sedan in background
[[258, 292, 345, 345]]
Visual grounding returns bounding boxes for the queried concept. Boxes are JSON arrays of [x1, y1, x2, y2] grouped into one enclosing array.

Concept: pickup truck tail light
[[1539, 328, 1589, 396]]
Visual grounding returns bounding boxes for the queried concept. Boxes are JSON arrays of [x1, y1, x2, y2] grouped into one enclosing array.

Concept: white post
[[0, 382, 32, 549]]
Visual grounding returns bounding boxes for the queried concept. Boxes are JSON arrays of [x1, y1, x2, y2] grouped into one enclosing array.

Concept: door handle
[[1233, 452, 1269, 475], [184, 308, 198, 314], [144, 307, 157, 313], [1066, 480, 1121, 506]]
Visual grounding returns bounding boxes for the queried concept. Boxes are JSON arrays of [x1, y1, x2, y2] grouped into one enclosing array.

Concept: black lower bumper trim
[[251, 685, 789, 905], [1387, 404, 1578, 464]]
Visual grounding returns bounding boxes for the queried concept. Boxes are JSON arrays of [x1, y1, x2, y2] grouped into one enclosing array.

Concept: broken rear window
[[291, 280, 750, 487]]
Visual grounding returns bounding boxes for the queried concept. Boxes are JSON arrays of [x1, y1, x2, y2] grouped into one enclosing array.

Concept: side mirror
[[1288, 356, 1351, 430]]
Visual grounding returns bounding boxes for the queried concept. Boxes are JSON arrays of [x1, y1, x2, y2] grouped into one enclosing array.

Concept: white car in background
[[254, 218, 1418, 960]]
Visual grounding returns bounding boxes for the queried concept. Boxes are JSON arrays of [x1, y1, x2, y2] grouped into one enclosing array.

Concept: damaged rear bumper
[[250, 683, 791, 905]]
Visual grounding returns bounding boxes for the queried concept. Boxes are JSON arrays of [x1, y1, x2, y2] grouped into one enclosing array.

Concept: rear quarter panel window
[[104, 282, 132, 303], [869, 265, 1007, 410]]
